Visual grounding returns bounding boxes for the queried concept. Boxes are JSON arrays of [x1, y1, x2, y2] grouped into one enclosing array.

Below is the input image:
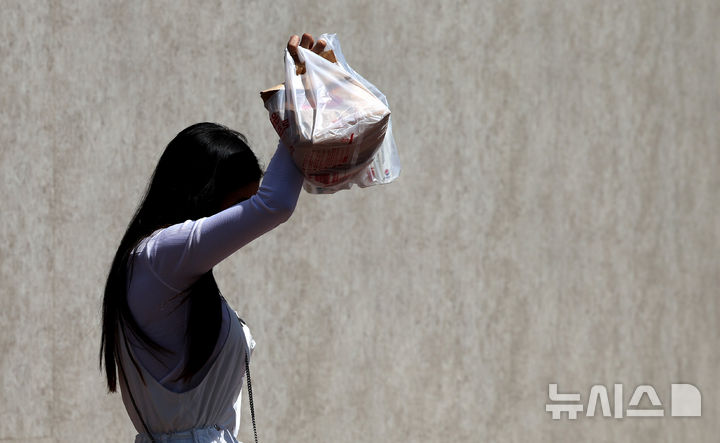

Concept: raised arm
[[141, 142, 303, 292]]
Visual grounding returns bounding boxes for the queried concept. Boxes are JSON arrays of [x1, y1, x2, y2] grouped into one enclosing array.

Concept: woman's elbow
[[253, 192, 298, 224], [261, 198, 296, 225], [273, 202, 296, 224]]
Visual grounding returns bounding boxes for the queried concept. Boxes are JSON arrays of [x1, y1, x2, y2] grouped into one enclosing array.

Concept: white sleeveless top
[[118, 300, 256, 443]]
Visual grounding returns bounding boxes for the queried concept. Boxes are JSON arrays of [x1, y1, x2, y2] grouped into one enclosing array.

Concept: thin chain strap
[[245, 348, 258, 443], [237, 315, 259, 443]]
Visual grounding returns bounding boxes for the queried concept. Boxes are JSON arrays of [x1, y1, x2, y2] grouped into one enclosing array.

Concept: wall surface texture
[[1, 1, 718, 442]]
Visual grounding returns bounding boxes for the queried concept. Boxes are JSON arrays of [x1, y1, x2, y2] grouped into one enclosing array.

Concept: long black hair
[[100, 122, 263, 392]]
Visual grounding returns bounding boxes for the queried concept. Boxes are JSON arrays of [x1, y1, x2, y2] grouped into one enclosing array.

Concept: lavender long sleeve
[[126, 142, 303, 392]]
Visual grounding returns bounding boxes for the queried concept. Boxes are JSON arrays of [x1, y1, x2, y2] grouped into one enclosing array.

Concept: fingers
[[299, 33, 314, 49], [287, 34, 300, 63], [287, 33, 327, 66], [312, 38, 326, 54]]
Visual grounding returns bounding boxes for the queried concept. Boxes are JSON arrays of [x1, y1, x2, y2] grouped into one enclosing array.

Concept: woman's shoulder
[[132, 229, 161, 255], [131, 220, 199, 257]]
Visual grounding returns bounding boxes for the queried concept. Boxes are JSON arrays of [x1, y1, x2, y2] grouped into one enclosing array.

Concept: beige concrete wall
[[1, 1, 718, 442]]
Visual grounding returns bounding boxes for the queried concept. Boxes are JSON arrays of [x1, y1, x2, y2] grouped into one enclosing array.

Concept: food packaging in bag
[[261, 33, 401, 194]]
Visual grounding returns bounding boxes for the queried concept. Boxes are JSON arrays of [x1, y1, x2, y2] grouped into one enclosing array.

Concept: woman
[[100, 34, 327, 443]]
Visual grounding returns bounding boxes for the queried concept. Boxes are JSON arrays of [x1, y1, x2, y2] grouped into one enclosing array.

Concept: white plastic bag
[[261, 33, 401, 194]]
